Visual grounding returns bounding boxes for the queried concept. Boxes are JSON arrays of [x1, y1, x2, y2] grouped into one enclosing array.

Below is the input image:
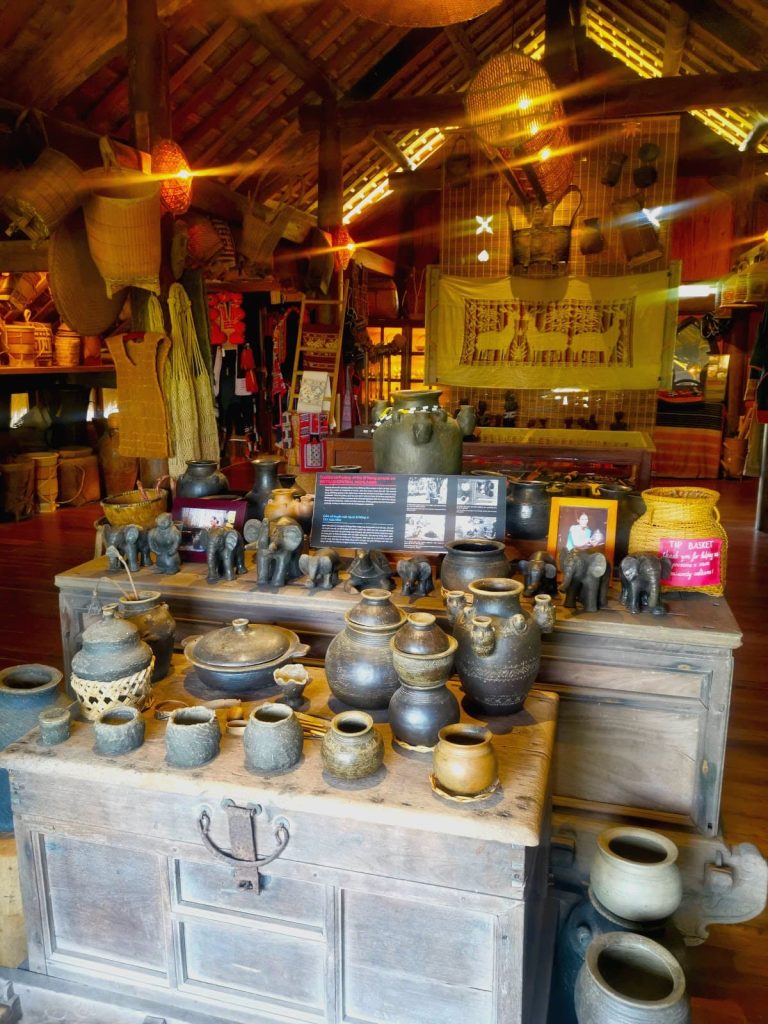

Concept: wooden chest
[[2, 669, 558, 1024]]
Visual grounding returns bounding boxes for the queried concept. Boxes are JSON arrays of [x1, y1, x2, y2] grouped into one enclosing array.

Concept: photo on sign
[[407, 476, 448, 506], [471, 478, 499, 506], [455, 515, 498, 540], [547, 497, 617, 567], [404, 513, 446, 544]]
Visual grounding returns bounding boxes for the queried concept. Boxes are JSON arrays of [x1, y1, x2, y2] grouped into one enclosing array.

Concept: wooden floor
[[0, 480, 766, 1019]]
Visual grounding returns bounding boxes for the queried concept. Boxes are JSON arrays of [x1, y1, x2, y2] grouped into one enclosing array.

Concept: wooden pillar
[[127, 0, 171, 151], [317, 97, 343, 235]]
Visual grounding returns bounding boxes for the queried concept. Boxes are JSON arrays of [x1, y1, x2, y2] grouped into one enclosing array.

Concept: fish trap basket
[[629, 487, 728, 596], [0, 149, 84, 242], [101, 488, 167, 529]]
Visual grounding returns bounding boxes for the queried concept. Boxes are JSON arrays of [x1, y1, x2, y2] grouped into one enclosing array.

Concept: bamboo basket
[[0, 149, 84, 242], [629, 487, 728, 596], [1, 322, 37, 367], [101, 488, 168, 530], [54, 326, 81, 367], [17, 451, 59, 513]]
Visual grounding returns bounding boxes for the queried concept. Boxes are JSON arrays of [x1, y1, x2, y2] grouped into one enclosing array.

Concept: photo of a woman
[[553, 502, 612, 559]]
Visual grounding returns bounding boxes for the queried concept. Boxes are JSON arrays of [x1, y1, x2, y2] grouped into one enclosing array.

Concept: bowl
[[101, 488, 168, 529]]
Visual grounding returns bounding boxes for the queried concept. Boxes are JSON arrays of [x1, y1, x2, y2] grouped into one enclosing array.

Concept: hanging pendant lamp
[[151, 139, 193, 215], [338, 0, 501, 28], [466, 51, 574, 203]]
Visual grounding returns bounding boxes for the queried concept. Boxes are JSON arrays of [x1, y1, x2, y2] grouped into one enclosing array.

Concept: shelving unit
[[364, 319, 425, 409]]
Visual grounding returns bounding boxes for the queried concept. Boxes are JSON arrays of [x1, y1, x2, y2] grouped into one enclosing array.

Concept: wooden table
[[1, 665, 558, 1024]]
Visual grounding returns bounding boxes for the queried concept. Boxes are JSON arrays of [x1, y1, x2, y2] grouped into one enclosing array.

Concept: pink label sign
[[659, 537, 723, 587]]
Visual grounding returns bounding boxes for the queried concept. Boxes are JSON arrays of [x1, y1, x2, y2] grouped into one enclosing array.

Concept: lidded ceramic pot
[[388, 613, 459, 749], [175, 459, 228, 498], [439, 539, 511, 592], [321, 710, 384, 780], [372, 388, 462, 475], [432, 724, 498, 797], [70, 606, 154, 720], [184, 619, 309, 693], [590, 827, 683, 923], [243, 704, 303, 772], [117, 590, 176, 682], [325, 589, 405, 709], [575, 932, 691, 1024]]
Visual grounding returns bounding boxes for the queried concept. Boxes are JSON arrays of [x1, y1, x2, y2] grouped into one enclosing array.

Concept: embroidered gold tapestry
[[426, 270, 672, 390]]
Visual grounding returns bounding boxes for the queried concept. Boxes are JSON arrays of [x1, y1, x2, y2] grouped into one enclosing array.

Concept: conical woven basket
[[0, 149, 84, 242], [629, 487, 728, 596]]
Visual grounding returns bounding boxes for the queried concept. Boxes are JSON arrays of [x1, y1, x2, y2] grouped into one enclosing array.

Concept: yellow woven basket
[[629, 487, 727, 596], [101, 488, 167, 530]]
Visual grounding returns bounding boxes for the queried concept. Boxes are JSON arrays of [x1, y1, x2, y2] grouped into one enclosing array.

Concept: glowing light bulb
[[177, 168, 191, 180]]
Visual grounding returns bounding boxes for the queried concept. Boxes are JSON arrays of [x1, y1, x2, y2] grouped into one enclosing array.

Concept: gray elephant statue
[[396, 556, 434, 598], [246, 516, 305, 587], [148, 513, 181, 575], [559, 548, 611, 612], [103, 522, 151, 573], [299, 548, 340, 590], [619, 553, 672, 616], [198, 525, 246, 583], [518, 551, 558, 598]]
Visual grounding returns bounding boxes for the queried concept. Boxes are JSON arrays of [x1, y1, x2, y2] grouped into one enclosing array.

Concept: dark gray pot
[[243, 704, 303, 772], [94, 706, 145, 756], [165, 706, 221, 767]]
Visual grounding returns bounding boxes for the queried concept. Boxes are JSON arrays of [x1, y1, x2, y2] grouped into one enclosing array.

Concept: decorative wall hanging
[[426, 269, 671, 390], [151, 138, 192, 215], [337, 0, 500, 28]]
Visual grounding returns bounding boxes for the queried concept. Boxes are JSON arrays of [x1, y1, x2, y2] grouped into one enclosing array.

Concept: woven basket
[[1, 322, 37, 366], [629, 487, 728, 596], [101, 488, 167, 529], [0, 149, 84, 242], [338, 0, 497, 26], [54, 327, 81, 367]]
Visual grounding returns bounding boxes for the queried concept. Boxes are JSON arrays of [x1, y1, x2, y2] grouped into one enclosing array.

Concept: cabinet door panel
[[341, 890, 495, 1023], [41, 834, 167, 975]]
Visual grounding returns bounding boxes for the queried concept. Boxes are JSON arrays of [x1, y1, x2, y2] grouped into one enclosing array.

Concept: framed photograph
[[547, 497, 618, 567], [171, 496, 247, 562]]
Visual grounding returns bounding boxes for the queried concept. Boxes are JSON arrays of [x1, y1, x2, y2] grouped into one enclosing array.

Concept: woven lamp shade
[[466, 51, 574, 203], [151, 139, 192, 215], [333, 226, 354, 271], [338, 0, 500, 27]]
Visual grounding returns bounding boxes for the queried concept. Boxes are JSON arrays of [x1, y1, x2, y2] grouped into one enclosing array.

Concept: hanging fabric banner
[[427, 270, 672, 390]]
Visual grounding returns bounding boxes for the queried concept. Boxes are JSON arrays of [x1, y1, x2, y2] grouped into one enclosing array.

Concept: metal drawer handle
[[198, 806, 290, 892]]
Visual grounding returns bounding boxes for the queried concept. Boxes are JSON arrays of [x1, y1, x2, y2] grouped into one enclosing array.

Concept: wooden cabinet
[[2, 670, 557, 1024]]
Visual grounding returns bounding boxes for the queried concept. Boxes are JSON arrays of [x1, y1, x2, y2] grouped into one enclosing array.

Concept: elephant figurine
[[559, 548, 611, 613], [148, 513, 181, 575], [518, 551, 558, 598], [396, 556, 434, 598], [246, 516, 305, 587], [299, 548, 340, 590], [103, 522, 151, 573], [619, 553, 672, 616], [198, 525, 247, 583]]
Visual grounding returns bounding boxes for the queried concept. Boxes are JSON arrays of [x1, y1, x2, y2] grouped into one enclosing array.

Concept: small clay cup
[[94, 706, 145, 756], [433, 724, 498, 796], [243, 704, 303, 772], [38, 706, 71, 746], [321, 710, 384, 781], [165, 706, 220, 768]]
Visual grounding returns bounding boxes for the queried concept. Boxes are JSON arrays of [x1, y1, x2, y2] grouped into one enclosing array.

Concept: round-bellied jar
[[439, 539, 511, 592], [506, 479, 552, 541], [372, 388, 462, 475], [321, 710, 384, 780], [117, 590, 176, 682], [590, 827, 683, 924], [243, 704, 303, 773], [175, 459, 228, 498], [432, 724, 498, 796], [325, 589, 405, 709]]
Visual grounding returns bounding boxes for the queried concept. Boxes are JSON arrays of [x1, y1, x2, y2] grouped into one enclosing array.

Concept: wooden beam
[[170, 18, 239, 90], [248, 13, 336, 101], [543, 0, 580, 89], [299, 70, 768, 132], [370, 130, 412, 173], [662, 3, 689, 77], [442, 25, 480, 75], [352, 249, 397, 278], [127, 0, 171, 150], [317, 97, 343, 233], [387, 167, 443, 193], [0, 241, 49, 272]]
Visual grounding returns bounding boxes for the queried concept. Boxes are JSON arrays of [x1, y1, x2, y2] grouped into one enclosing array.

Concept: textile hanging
[[427, 270, 672, 390]]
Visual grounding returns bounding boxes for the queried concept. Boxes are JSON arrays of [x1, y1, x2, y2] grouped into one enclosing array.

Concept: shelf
[[0, 364, 115, 376]]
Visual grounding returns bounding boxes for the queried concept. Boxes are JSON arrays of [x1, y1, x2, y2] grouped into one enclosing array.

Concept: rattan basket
[[101, 488, 168, 530], [629, 487, 728, 596], [0, 148, 84, 242]]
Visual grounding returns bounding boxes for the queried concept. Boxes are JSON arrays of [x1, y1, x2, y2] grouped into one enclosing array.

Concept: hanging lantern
[[466, 51, 574, 204], [151, 139, 193, 215], [333, 225, 355, 271], [338, 0, 501, 27]]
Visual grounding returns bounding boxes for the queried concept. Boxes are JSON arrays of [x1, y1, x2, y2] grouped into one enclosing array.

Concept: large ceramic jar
[[372, 388, 462, 475], [575, 932, 690, 1024], [506, 479, 552, 541], [321, 710, 384, 780], [599, 483, 645, 569], [0, 664, 67, 831], [444, 577, 541, 715], [117, 590, 176, 683], [175, 459, 228, 498], [245, 457, 280, 521], [70, 607, 154, 721], [325, 589, 405, 709], [590, 827, 683, 923], [439, 539, 511, 592]]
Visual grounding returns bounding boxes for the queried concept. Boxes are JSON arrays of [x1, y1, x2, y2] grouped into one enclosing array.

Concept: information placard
[[660, 536, 723, 588], [310, 472, 506, 552]]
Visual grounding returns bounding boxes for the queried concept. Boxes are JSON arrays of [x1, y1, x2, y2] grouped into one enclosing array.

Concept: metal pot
[[183, 618, 309, 693]]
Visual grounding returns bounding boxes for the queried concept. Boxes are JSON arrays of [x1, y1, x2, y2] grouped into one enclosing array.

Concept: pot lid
[[190, 618, 297, 669], [82, 606, 140, 648]]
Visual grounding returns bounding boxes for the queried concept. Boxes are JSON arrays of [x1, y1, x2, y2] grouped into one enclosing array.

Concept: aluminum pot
[[183, 618, 309, 693]]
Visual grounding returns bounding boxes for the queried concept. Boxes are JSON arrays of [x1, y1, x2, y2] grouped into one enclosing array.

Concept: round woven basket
[[101, 488, 167, 529], [629, 487, 728, 596]]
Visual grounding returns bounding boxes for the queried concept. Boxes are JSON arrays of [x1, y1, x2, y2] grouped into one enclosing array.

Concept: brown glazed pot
[[321, 710, 384, 780], [325, 589, 405, 709], [432, 724, 498, 796], [439, 539, 511, 592]]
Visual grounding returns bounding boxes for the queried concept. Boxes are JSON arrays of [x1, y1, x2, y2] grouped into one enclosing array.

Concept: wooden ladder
[[287, 276, 349, 429]]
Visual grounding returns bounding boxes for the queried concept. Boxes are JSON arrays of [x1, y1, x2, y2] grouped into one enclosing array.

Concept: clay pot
[[70, 607, 154, 721], [506, 479, 552, 541], [439, 539, 511, 592], [391, 614, 457, 687], [264, 487, 298, 522], [590, 827, 683, 923], [273, 664, 311, 708], [321, 710, 384, 780], [117, 590, 176, 682], [175, 459, 228, 498], [38, 706, 71, 746], [165, 706, 221, 768], [445, 578, 541, 716], [325, 589, 405, 709], [389, 682, 460, 750], [245, 457, 280, 521], [93, 706, 145, 756], [432, 724, 498, 796], [277, 472, 306, 496], [373, 388, 462, 475], [456, 404, 477, 438], [532, 594, 556, 633], [292, 492, 315, 534], [243, 704, 303, 772], [575, 932, 690, 1024], [184, 618, 309, 694]]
